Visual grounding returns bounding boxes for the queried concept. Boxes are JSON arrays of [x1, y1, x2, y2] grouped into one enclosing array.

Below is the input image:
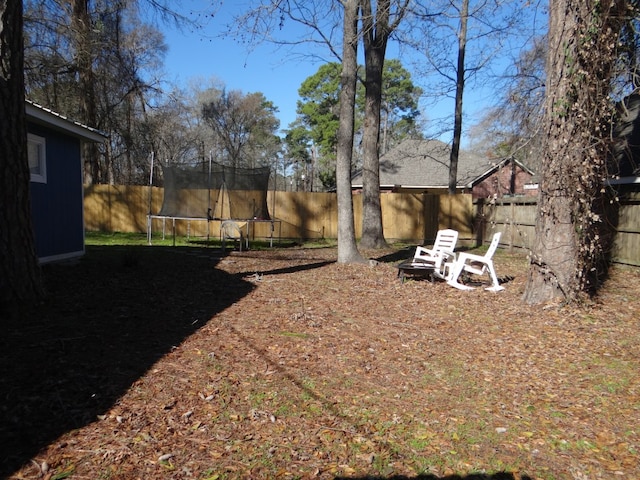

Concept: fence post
[[510, 199, 515, 252]]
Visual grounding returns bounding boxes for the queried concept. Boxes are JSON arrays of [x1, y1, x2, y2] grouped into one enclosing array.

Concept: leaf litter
[[1, 245, 639, 479]]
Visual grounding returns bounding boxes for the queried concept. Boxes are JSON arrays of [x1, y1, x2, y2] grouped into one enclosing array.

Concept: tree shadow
[[225, 324, 533, 480], [375, 247, 415, 263], [234, 259, 336, 277], [0, 245, 254, 478]]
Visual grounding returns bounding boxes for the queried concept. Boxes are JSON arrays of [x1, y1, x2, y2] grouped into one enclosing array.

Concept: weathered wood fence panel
[[84, 184, 162, 234], [478, 194, 640, 266], [476, 197, 537, 250], [612, 192, 640, 266], [271, 191, 337, 239], [84, 185, 474, 244]]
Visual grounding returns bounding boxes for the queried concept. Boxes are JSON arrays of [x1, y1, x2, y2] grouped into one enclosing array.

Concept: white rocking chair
[[446, 232, 504, 292], [411, 229, 459, 280]]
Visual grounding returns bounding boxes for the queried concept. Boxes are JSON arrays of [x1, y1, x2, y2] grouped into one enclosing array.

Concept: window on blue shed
[[28, 133, 47, 183]]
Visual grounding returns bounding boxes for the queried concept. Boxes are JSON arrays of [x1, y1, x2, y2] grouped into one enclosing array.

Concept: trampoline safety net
[[157, 161, 271, 220]]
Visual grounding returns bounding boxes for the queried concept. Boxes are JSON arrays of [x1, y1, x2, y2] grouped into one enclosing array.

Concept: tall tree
[[283, 121, 314, 190], [0, 0, 44, 305], [232, 0, 411, 253], [411, 0, 529, 188], [522, 0, 636, 304], [359, 0, 409, 249], [294, 59, 421, 189], [296, 62, 343, 188], [201, 89, 281, 168], [70, 0, 99, 182], [448, 0, 468, 194], [229, 0, 366, 261], [141, 85, 206, 168], [379, 58, 422, 154], [336, 0, 366, 263], [97, 14, 167, 185], [24, 0, 184, 185]]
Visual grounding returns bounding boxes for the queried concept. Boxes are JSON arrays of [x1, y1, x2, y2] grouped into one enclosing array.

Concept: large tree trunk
[[336, 0, 366, 264], [448, 0, 468, 195], [0, 0, 44, 305], [522, 0, 627, 304], [359, 0, 389, 249], [360, 32, 387, 248], [71, 0, 99, 184]]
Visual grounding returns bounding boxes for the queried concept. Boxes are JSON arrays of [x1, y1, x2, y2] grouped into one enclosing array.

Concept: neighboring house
[[472, 157, 538, 199], [611, 92, 640, 188], [351, 139, 538, 199], [26, 100, 106, 263]]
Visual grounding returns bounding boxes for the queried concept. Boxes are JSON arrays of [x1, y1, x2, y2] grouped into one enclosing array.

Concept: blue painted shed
[[26, 101, 107, 264]]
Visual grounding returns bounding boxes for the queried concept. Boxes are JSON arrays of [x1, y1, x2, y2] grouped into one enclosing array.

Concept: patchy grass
[[2, 242, 639, 480], [85, 230, 332, 250]]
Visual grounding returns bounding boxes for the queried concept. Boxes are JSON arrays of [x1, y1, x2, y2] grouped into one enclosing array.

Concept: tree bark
[[522, 0, 627, 304], [336, 0, 366, 263], [359, 0, 389, 249], [0, 0, 44, 305]]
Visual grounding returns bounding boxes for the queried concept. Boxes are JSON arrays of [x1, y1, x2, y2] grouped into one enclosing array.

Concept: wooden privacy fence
[[84, 185, 640, 264], [84, 185, 475, 245], [475, 197, 538, 251], [477, 193, 640, 266]]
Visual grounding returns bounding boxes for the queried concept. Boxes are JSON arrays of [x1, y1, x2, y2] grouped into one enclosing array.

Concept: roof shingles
[[352, 139, 493, 189]]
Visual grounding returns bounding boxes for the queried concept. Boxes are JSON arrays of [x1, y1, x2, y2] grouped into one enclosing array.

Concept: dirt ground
[[1, 244, 639, 480]]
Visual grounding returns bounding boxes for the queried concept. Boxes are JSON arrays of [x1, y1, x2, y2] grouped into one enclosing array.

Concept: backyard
[[1, 235, 639, 480]]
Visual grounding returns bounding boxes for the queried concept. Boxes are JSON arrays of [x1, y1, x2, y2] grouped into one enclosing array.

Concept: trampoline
[[147, 155, 280, 247]]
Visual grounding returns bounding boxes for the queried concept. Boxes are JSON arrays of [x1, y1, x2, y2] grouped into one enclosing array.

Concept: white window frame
[[28, 133, 47, 183]]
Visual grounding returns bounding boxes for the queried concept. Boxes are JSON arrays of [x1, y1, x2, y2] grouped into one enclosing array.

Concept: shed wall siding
[[28, 123, 85, 262]]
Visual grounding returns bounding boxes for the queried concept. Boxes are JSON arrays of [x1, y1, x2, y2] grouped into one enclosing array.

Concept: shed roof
[[26, 100, 107, 143]]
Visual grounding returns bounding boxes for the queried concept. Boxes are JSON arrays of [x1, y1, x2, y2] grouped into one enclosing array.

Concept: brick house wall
[[472, 162, 538, 199]]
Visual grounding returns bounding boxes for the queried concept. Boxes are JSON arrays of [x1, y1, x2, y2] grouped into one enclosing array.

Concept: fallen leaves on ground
[[2, 244, 639, 480]]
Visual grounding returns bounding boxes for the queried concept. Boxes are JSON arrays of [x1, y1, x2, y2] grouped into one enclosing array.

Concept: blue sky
[[160, 2, 327, 134], [159, 1, 546, 142]]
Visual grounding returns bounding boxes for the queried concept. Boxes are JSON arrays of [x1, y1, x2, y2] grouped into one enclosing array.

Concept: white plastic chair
[[220, 220, 246, 252], [447, 232, 504, 292], [412, 229, 459, 279]]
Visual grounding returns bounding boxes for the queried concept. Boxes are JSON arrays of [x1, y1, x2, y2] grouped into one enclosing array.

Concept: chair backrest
[[433, 229, 458, 253], [484, 232, 502, 259], [221, 220, 243, 239]]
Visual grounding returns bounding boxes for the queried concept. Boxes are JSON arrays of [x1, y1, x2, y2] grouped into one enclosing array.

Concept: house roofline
[[471, 157, 535, 186], [352, 183, 474, 189], [26, 100, 107, 143], [606, 176, 640, 185]]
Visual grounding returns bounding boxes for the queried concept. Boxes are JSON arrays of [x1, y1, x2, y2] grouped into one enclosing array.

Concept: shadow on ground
[[0, 245, 254, 478], [375, 247, 415, 264], [235, 259, 336, 277]]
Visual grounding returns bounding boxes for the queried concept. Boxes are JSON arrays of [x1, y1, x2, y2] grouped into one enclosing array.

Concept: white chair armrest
[[457, 252, 485, 264], [440, 249, 456, 261], [457, 252, 490, 276], [414, 246, 436, 258]]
